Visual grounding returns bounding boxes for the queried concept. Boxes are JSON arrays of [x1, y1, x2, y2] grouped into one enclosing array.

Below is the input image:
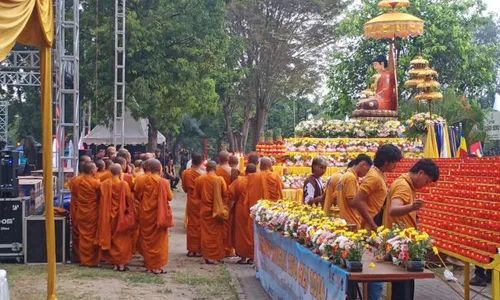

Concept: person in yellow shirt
[[353, 144, 402, 231], [383, 159, 439, 229], [337, 154, 372, 229], [352, 144, 402, 300], [323, 159, 357, 214], [384, 159, 439, 300]]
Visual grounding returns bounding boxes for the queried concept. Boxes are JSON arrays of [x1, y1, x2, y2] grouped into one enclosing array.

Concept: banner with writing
[[254, 224, 348, 300]]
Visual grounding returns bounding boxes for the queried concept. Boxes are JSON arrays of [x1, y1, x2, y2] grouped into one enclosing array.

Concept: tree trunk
[[252, 103, 268, 150], [240, 99, 253, 152], [223, 104, 236, 152], [148, 117, 158, 152]]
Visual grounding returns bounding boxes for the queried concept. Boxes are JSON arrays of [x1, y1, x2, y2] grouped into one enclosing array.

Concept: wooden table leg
[[387, 282, 392, 300], [363, 282, 368, 300], [346, 280, 358, 300], [464, 262, 470, 300]]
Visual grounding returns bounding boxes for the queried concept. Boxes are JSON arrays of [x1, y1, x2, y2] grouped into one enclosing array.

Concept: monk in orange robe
[[215, 151, 234, 256], [76, 162, 102, 267], [181, 153, 205, 257], [116, 148, 132, 163], [229, 163, 256, 264], [96, 164, 135, 271], [68, 155, 92, 262], [195, 161, 228, 264], [229, 155, 241, 183], [97, 159, 113, 182], [246, 157, 283, 260], [134, 159, 173, 274], [106, 146, 117, 160], [115, 156, 134, 189], [95, 159, 106, 178]]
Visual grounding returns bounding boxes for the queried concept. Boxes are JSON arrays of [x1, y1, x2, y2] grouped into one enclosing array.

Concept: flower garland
[[251, 200, 433, 264], [295, 119, 406, 138]]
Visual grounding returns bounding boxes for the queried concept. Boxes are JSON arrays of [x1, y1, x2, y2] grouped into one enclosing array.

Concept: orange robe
[[182, 168, 205, 253], [96, 170, 112, 182], [75, 174, 101, 266], [195, 173, 228, 261], [246, 171, 283, 259], [68, 174, 84, 262], [97, 177, 134, 265], [216, 165, 234, 255], [228, 176, 252, 259], [135, 174, 173, 269]]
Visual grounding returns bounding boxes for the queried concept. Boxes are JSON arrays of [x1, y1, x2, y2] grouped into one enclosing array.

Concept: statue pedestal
[[351, 109, 398, 119]]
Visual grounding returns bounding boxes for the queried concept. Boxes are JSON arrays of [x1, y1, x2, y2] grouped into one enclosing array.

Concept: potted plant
[[387, 227, 431, 272], [338, 232, 367, 272]]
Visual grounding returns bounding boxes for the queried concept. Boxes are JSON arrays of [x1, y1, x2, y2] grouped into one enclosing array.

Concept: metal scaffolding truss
[[113, 0, 126, 146], [0, 50, 41, 86], [0, 102, 8, 143], [54, 0, 80, 203]]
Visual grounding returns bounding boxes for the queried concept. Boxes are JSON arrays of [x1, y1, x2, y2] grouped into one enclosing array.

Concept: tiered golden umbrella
[[364, 0, 425, 108], [404, 54, 429, 87], [415, 66, 443, 117]]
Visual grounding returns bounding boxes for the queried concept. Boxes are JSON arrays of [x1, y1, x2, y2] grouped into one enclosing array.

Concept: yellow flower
[[432, 246, 439, 255], [369, 262, 376, 268], [358, 229, 368, 235]]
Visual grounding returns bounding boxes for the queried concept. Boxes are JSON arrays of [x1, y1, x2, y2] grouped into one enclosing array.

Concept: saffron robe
[[181, 168, 205, 253], [96, 170, 112, 182], [195, 173, 228, 261], [97, 177, 134, 265], [75, 174, 101, 266], [228, 176, 252, 259], [68, 174, 84, 261], [246, 171, 283, 259], [215, 165, 234, 255], [135, 174, 173, 269]]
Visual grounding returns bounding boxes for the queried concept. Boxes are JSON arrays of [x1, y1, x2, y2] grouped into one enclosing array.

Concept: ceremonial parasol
[[364, 0, 424, 109]]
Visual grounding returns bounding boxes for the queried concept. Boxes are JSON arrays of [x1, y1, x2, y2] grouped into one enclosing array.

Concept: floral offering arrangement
[[294, 118, 405, 138], [283, 154, 345, 167], [405, 112, 445, 137], [285, 139, 424, 156], [251, 200, 434, 272]]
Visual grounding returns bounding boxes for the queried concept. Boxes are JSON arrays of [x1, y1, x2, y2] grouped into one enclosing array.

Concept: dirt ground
[[1, 189, 239, 300]]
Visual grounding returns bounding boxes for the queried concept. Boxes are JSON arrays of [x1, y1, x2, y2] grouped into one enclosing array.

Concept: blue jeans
[[368, 281, 383, 300]]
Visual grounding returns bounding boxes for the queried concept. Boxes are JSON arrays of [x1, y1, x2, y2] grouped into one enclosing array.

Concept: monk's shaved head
[[148, 159, 162, 174], [106, 146, 116, 157], [229, 155, 239, 167], [114, 156, 127, 172], [139, 153, 146, 161], [80, 155, 91, 163], [83, 162, 97, 174], [248, 153, 259, 165], [79, 155, 92, 172], [260, 157, 272, 171], [116, 149, 131, 162], [245, 163, 257, 174], [95, 159, 105, 171], [144, 153, 155, 160], [191, 152, 203, 166], [110, 163, 122, 176], [218, 151, 230, 164], [206, 161, 217, 172], [104, 159, 113, 169], [134, 159, 142, 168]]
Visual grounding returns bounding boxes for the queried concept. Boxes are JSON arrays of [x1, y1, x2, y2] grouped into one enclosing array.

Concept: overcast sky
[[484, 0, 500, 13]]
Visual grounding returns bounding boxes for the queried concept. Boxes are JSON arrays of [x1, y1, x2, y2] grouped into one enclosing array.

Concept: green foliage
[[327, 0, 500, 117], [80, 0, 229, 147]]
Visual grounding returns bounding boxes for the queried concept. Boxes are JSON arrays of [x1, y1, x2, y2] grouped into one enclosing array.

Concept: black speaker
[[25, 215, 70, 263], [0, 150, 19, 198]]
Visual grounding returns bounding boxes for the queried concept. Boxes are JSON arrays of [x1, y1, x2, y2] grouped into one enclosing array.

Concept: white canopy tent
[[83, 110, 166, 145]]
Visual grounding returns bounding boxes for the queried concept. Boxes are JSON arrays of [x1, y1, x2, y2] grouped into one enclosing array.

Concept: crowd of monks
[[182, 151, 283, 264], [68, 147, 173, 274]]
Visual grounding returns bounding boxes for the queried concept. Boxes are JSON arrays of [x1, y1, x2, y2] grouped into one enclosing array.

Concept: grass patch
[[123, 272, 165, 285], [173, 265, 238, 299], [0, 263, 46, 280], [156, 287, 173, 294]]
